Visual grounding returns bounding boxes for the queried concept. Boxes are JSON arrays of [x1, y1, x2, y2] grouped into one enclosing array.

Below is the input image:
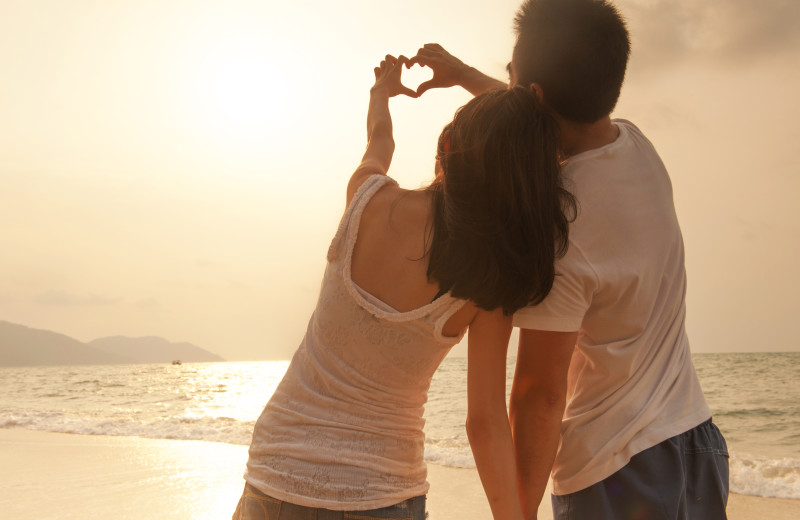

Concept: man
[[411, 1, 729, 518]]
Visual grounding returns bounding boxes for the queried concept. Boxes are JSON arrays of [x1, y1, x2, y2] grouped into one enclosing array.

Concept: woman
[[234, 55, 574, 520]]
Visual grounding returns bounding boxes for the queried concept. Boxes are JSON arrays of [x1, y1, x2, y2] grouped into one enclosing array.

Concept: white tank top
[[245, 175, 467, 510]]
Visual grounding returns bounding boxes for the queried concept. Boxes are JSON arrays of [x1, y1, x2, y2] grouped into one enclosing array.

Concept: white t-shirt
[[514, 120, 711, 495]]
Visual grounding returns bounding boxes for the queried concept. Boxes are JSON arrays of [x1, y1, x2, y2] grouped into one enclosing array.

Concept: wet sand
[[1, 429, 796, 519]]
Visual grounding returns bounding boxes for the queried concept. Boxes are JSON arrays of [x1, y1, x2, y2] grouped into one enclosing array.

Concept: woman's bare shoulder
[[362, 184, 429, 226]]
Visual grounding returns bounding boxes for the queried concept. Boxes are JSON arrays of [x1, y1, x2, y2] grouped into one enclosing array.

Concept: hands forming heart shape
[[397, 62, 435, 98], [372, 55, 428, 99], [373, 46, 468, 98]]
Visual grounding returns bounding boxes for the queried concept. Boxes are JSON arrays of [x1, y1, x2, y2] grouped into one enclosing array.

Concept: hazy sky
[[1, 0, 798, 360]]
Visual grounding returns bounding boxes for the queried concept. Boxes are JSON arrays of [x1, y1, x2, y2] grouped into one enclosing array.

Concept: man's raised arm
[[409, 43, 507, 97]]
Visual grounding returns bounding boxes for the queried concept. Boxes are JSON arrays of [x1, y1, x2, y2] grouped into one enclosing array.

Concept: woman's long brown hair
[[426, 87, 576, 315]]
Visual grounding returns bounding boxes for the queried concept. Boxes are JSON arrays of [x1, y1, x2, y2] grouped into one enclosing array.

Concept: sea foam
[[0, 410, 256, 446], [730, 452, 800, 499], [8, 409, 799, 501]]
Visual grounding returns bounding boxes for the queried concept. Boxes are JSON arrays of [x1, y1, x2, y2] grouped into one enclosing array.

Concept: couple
[[235, 1, 729, 519]]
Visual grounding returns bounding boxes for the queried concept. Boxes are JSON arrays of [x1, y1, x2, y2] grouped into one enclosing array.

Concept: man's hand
[[408, 43, 470, 96], [409, 43, 507, 97], [372, 54, 418, 98]]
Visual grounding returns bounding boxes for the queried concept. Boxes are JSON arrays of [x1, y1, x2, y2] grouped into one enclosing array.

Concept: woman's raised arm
[[346, 55, 417, 205]]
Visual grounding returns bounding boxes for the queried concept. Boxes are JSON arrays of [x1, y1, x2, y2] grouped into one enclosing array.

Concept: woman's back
[[351, 179, 478, 335], [351, 183, 435, 311]]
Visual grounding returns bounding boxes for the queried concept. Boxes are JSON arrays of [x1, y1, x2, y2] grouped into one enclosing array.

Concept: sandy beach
[[1, 429, 797, 519]]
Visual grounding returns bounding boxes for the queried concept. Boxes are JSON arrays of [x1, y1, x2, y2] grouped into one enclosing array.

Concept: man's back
[[515, 119, 711, 494], [503, 1, 729, 517]]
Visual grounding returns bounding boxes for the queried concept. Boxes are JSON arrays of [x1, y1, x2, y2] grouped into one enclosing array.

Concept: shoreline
[[1, 429, 797, 519]]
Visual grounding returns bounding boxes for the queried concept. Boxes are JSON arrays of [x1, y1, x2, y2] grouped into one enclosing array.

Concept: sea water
[[1, 353, 798, 500]]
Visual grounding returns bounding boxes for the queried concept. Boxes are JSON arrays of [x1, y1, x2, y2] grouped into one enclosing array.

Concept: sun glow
[[183, 40, 291, 143]]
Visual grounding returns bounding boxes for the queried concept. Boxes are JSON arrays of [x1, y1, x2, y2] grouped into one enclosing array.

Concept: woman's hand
[[347, 56, 412, 204], [372, 54, 418, 98]]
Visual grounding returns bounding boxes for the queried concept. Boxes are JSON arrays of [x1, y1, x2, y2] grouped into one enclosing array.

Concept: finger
[[397, 55, 411, 68], [374, 67, 380, 79], [385, 54, 397, 65], [408, 55, 431, 68], [400, 87, 419, 98], [413, 53, 443, 68], [424, 43, 444, 51], [416, 80, 438, 96]]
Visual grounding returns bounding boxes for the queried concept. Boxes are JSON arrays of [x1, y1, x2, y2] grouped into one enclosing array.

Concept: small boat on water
[[171, 359, 182, 365]]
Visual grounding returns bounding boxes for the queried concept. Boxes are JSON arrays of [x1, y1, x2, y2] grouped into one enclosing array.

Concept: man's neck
[[557, 115, 619, 158]]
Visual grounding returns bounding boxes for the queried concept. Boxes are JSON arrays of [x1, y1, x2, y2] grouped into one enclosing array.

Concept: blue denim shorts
[[552, 418, 729, 520], [233, 483, 427, 520]]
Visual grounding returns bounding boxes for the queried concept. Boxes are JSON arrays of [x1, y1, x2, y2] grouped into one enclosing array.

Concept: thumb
[[416, 80, 437, 97]]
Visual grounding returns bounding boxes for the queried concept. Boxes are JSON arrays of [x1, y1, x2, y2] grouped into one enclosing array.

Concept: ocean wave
[[730, 452, 800, 499], [716, 407, 787, 419], [3, 410, 799, 500], [2, 409, 479, 466], [424, 443, 475, 469], [0, 411, 255, 446]]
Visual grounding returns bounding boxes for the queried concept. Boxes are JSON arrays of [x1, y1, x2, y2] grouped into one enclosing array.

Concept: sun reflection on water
[[177, 361, 290, 422]]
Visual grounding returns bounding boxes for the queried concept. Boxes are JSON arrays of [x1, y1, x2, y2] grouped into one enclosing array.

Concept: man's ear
[[529, 83, 545, 104]]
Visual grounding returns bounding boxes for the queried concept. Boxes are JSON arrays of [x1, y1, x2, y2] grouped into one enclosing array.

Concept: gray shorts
[[552, 418, 729, 520], [233, 483, 427, 520]]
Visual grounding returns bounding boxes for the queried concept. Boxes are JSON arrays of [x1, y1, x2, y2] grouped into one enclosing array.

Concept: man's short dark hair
[[514, 0, 630, 123]]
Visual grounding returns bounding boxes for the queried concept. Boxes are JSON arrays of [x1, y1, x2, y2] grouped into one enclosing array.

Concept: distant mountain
[[0, 320, 224, 367], [89, 336, 224, 364], [0, 321, 127, 366]]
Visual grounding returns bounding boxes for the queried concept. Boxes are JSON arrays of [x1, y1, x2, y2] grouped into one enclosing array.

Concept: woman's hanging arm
[[466, 308, 526, 520]]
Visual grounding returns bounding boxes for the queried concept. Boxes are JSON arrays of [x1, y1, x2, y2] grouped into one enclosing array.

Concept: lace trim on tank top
[[354, 282, 450, 317], [353, 283, 399, 313], [333, 175, 467, 342]]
